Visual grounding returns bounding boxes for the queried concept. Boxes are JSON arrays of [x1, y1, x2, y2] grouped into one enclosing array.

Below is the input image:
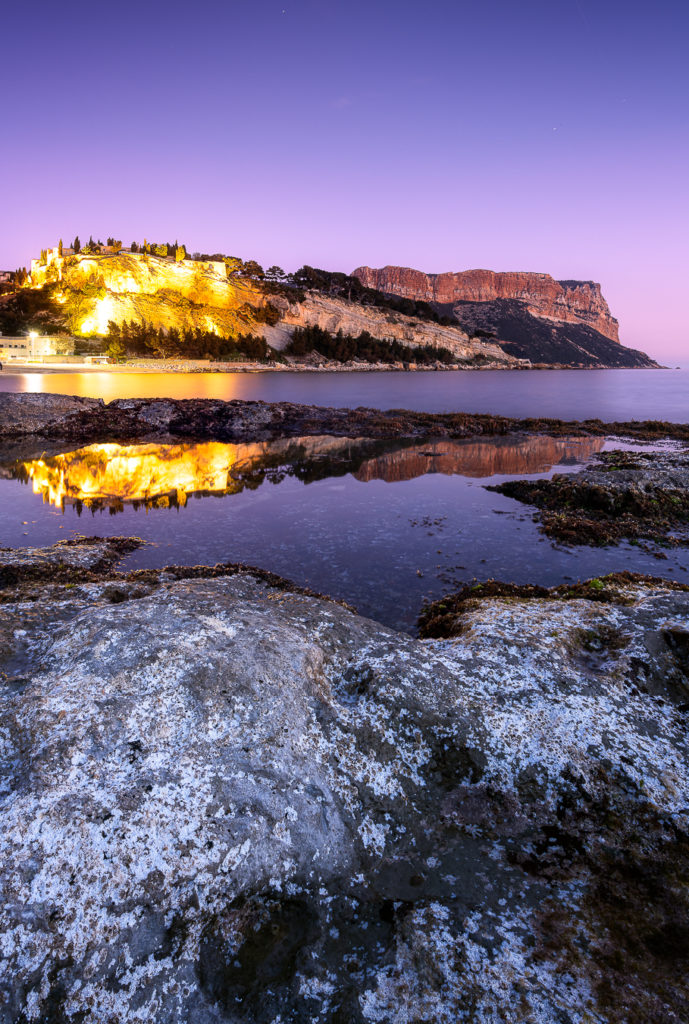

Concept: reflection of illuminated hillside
[[353, 435, 605, 483], [5, 433, 605, 514], [7, 436, 378, 513], [14, 442, 254, 511]]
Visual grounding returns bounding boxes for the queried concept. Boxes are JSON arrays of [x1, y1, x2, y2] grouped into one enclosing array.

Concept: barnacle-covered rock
[[0, 548, 687, 1022]]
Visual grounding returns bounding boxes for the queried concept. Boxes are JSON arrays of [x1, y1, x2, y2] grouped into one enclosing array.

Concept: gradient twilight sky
[[1, 0, 687, 361]]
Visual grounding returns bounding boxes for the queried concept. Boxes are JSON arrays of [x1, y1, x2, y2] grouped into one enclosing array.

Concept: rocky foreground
[[1, 392, 688, 448], [1, 539, 688, 1022], [493, 447, 689, 548]]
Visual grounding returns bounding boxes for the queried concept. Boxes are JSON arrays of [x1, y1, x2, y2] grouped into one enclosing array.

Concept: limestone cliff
[[351, 265, 658, 368], [16, 254, 514, 364], [353, 265, 620, 341], [25, 252, 268, 337], [10, 252, 657, 367], [264, 291, 518, 365]]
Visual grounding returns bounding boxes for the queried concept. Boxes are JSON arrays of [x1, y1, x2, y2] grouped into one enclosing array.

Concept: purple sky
[[2, 0, 687, 361]]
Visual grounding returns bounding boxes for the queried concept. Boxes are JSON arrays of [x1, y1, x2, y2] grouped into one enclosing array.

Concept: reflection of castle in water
[[5, 437, 369, 513], [353, 435, 605, 483], [4, 433, 605, 513]]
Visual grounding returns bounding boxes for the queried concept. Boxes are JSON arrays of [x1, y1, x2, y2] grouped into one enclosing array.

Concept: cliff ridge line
[[352, 265, 620, 342]]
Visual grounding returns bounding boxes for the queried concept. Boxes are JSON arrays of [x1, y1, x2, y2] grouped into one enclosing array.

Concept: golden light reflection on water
[[9, 372, 257, 402], [9, 433, 608, 514], [17, 441, 268, 510]]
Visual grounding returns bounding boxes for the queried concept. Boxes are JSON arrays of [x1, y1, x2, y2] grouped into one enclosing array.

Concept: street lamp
[[29, 331, 38, 360]]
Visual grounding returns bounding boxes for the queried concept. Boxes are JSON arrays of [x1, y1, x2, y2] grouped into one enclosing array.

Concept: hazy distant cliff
[[352, 266, 620, 341]]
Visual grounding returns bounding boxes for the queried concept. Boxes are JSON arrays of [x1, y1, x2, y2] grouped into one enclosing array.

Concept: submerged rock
[[0, 547, 688, 1022]]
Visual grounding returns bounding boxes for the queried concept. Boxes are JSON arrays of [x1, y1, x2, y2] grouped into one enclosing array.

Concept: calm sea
[[1, 367, 688, 421], [1, 433, 686, 632]]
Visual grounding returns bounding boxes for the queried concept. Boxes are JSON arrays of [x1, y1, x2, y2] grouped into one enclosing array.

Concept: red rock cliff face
[[353, 436, 604, 484], [352, 266, 620, 342]]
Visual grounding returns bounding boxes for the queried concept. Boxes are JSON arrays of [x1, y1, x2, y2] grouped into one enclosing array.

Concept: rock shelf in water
[[1, 392, 689, 446], [0, 540, 688, 1021], [492, 447, 689, 548]]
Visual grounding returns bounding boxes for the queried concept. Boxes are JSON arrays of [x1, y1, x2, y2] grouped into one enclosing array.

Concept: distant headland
[[0, 240, 657, 370]]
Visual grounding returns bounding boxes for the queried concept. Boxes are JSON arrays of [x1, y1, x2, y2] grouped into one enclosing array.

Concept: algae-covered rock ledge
[[2, 391, 689, 447], [1, 542, 688, 1022], [492, 446, 689, 549]]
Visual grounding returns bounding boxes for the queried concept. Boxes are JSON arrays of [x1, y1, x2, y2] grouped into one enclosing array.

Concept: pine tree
[[242, 260, 265, 280], [73, 236, 80, 253], [58, 239, 63, 256]]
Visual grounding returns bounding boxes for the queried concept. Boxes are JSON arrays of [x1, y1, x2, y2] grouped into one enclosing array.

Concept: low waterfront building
[[0, 335, 75, 360]]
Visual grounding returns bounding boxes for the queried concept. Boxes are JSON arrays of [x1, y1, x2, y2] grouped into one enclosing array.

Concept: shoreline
[[0, 359, 670, 375]]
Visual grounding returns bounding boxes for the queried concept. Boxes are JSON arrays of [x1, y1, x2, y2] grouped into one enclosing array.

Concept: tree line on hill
[[102, 320, 456, 365], [287, 266, 456, 325], [59, 237, 289, 282], [284, 324, 457, 365], [104, 321, 270, 361]]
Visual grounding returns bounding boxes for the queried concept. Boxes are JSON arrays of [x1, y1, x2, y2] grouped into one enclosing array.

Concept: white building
[[0, 335, 75, 360]]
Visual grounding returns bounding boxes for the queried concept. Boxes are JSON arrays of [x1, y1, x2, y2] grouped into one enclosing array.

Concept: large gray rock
[[0, 393, 102, 437], [0, 551, 688, 1022]]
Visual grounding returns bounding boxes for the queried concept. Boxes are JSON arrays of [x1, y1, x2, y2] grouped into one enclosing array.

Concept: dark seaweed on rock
[[418, 571, 689, 639], [1, 392, 688, 446], [0, 535, 143, 588], [491, 448, 689, 548]]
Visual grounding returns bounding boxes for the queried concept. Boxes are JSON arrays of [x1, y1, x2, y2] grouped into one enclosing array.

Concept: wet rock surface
[[1, 392, 689, 447], [1, 544, 689, 1022], [492, 447, 689, 548], [0, 536, 142, 589]]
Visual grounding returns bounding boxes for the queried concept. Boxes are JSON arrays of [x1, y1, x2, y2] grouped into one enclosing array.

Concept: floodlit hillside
[[24, 252, 271, 337]]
